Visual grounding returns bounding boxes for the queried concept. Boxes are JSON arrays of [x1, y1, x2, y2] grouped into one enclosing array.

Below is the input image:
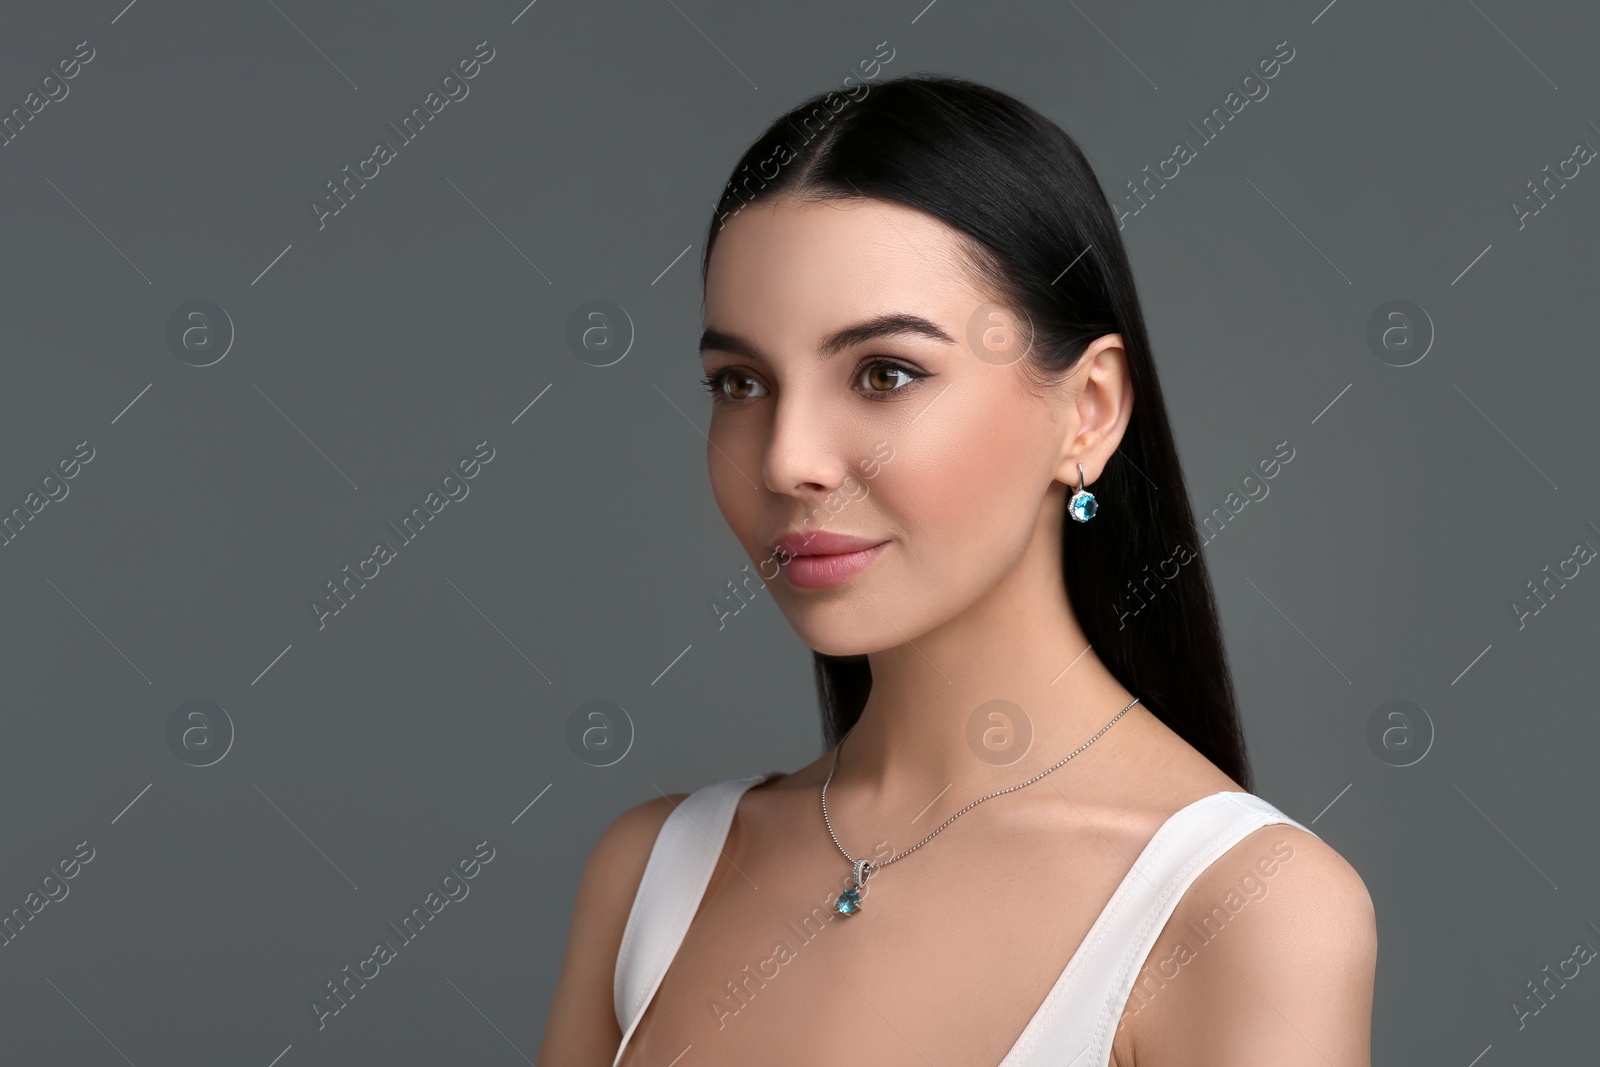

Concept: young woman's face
[[700, 195, 1100, 655]]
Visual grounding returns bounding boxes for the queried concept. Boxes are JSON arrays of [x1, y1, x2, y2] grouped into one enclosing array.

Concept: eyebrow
[[699, 312, 959, 361]]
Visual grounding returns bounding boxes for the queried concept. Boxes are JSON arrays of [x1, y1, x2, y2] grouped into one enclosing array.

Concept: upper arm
[[536, 792, 688, 1067], [1122, 825, 1378, 1067]]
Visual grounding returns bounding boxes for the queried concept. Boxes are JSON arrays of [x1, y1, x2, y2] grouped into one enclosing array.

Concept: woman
[[541, 73, 1376, 1066]]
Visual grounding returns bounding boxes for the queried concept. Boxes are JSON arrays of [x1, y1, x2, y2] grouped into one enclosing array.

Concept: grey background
[[1, 0, 1595, 1063]]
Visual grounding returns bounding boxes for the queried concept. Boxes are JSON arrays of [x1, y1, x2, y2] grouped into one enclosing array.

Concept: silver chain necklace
[[821, 696, 1141, 916]]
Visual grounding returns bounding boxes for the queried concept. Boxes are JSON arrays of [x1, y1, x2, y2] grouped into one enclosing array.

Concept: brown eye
[[856, 359, 925, 397], [726, 373, 764, 400], [701, 370, 769, 403]]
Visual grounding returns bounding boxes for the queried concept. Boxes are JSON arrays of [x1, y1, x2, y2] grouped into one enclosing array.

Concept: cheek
[[707, 435, 760, 540], [886, 402, 1044, 543]]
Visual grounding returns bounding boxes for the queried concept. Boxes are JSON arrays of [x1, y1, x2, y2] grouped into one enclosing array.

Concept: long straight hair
[[699, 73, 1252, 789]]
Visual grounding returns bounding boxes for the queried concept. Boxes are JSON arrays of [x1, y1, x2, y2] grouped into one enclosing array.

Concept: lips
[[767, 531, 889, 590], [769, 530, 883, 559]]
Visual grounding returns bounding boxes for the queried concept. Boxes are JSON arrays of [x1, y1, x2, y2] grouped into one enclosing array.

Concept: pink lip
[[770, 537, 889, 590], [769, 531, 883, 559]]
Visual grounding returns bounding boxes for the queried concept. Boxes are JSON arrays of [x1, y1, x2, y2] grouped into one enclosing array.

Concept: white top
[[611, 771, 1314, 1067]]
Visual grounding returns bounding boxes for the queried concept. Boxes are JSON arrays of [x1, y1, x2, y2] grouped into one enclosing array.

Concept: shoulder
[[584, 791, 692, 911], [1181, 817, 1375, 951], [592, 774, 785, 887], [564, 790, 692, 977], [534, 791, 688, 1065], [1120, 815, 1376, 1066]]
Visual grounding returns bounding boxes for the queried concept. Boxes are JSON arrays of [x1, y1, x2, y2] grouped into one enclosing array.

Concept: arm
[[1122, 825, 1378, 1066], [536, 792, 688, 1067]]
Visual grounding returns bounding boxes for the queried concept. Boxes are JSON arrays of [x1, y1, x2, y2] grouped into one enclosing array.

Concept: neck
[[826, 517, 1141, 817]]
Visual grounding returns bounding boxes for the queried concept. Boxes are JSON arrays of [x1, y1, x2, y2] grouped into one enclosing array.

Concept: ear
[[1052, 333, 1134, 486]]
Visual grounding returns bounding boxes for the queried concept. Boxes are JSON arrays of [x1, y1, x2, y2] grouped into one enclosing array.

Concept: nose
[[761, 390, 854, 497]]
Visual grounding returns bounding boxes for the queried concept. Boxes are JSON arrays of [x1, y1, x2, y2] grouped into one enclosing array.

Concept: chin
[[776, 599, 913, 657], [803, 632, 884, 657]]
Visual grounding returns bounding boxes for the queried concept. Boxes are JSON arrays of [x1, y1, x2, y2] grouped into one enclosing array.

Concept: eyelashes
[[701, 358, 930, 406]]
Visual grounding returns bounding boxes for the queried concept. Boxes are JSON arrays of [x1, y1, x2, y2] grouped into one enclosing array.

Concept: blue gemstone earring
[[1068, 462, 1098, 522]]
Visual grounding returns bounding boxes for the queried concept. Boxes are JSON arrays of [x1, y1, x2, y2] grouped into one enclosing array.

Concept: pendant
[[835, 859, 872, 915], [835, 887, 861, 914]]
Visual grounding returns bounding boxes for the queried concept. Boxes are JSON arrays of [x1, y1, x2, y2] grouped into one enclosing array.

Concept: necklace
[[820, 696, 1141, 915]]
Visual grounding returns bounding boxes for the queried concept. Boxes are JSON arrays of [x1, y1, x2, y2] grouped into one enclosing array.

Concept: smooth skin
[[539, 195, 1376, 1066]]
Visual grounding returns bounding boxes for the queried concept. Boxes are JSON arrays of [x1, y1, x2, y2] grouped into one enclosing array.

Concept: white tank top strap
[[999, 790, 1316, 1067], [611, 772, 778, 1063]]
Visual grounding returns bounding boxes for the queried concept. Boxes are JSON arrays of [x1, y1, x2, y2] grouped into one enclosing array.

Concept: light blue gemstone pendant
[[834, 887, 861, 914], [835, 859, 872, 915], [1069, 488, 1097, 522]]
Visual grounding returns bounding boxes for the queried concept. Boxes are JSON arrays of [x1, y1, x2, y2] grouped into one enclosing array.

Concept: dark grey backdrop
[[1, 0, 1596, 1063]]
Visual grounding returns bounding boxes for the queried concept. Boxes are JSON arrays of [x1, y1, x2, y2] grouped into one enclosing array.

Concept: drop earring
[[1069, 462, 1098, 522]]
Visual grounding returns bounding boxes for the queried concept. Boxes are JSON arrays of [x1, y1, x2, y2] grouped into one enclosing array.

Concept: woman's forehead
[[705, 197, 988, 334]]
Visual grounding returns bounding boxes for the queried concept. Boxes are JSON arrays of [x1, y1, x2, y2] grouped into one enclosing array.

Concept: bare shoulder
[[535, 792, 688, 1067], [570, 791, 692, 936], [593, 792, 690, 890], [1182, 821, 1376, 956], [1118, 820, 1377, 1066]]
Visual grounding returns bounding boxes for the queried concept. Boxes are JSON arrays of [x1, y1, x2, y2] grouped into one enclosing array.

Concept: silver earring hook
[[1068, 462, 1098, 523]]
